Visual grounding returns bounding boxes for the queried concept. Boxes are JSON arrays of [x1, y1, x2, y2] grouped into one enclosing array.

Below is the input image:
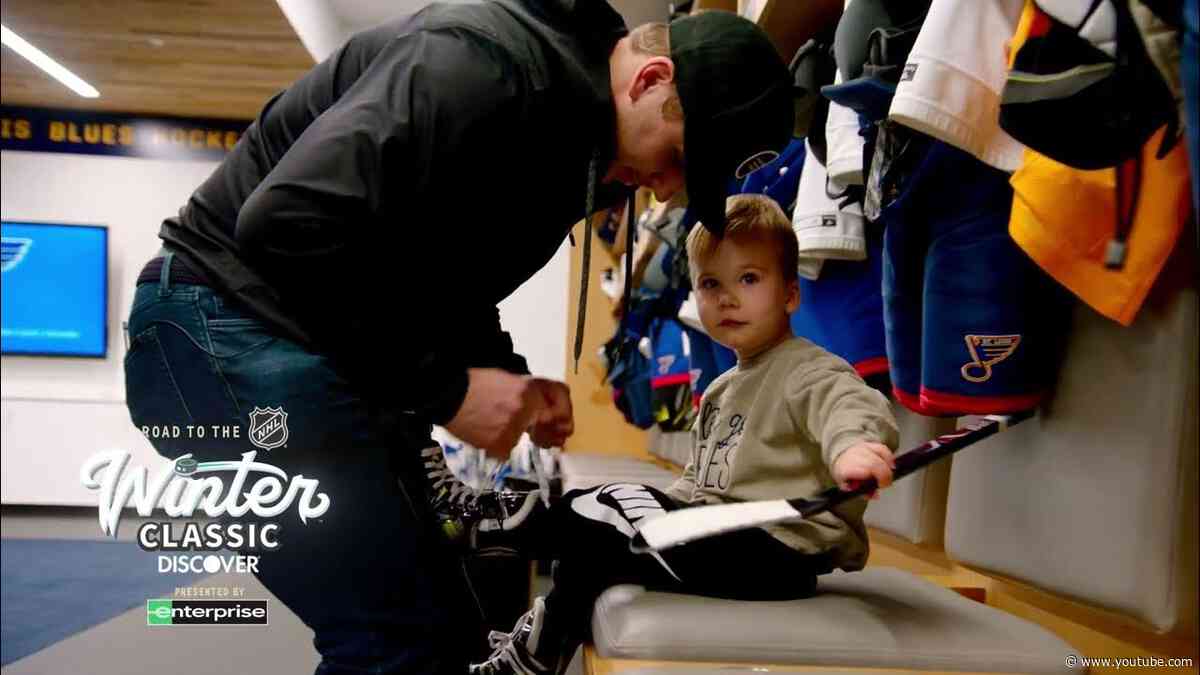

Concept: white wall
[[500, 241, 568, 382], [1, 150, 220, 402], [1, 149, 569, 505], [1, 150, 220, 505]]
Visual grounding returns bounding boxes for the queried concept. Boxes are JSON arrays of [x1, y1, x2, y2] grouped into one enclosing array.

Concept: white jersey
[[824, 70, 868, 186], [888, 0, 1027, 172], [793, 139, 866, 281]]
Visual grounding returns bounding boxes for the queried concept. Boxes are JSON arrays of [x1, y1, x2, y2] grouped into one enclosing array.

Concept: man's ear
[[630, 57, 676, 102], [785, 276, 801, 314]]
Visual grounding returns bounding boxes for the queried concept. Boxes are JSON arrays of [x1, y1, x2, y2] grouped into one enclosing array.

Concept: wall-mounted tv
[[1, 221, 108, 358]]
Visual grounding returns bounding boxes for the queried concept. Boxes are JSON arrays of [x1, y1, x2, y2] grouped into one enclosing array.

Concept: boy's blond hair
[[686, 194, 799, 281]]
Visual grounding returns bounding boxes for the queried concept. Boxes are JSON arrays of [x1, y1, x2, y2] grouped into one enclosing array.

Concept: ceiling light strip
[[1, 24, 100, 98]]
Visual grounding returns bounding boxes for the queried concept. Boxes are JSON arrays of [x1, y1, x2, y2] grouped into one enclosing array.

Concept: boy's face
[[693, 236, 799, 361]]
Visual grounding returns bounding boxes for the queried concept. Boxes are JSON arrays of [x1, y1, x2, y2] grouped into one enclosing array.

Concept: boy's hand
[[526, 378, 574, 448], [831, 442, 896, 499]]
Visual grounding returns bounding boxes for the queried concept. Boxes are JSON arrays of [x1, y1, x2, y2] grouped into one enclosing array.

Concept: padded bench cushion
[[559, 453, 667, 473], [559, 452, 679, 493], [563, 471, 678, 493], [646, 427, 692, 467], [592, 568, 1083, 674]]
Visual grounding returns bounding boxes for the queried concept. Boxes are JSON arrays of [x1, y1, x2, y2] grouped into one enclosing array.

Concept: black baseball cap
[[670, 11, 794, 235]]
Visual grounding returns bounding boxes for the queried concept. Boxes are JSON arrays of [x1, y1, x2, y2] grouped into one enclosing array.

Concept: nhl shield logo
[[248, 406, 289, 450]]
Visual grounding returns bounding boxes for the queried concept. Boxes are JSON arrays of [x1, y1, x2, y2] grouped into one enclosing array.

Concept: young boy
[[472, 194, 899, 675]]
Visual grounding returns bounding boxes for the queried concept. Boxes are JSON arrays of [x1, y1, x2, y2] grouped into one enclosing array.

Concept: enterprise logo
[[147, 599, 268, 626]]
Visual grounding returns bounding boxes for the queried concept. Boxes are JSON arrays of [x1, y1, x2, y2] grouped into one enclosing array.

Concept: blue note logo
[[248, 406, 289, 451], [1, 237, 32, 273], [961, 335, 1021, 383]]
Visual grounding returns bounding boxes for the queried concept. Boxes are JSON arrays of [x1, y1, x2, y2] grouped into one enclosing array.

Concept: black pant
[[542, 484, 828, 641]]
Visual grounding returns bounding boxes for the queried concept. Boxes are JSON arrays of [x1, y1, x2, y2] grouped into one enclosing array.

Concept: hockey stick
[[632, 411, 1034, 552]]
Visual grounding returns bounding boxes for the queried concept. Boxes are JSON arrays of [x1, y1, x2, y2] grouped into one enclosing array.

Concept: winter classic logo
[[80, 450, 329, 576], [249, 406, 288, 450]]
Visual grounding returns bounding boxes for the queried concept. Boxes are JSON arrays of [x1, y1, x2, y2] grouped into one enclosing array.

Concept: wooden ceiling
[[1, 0, 314, 121]]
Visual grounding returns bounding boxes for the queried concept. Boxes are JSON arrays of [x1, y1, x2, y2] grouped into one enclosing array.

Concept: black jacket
[[159, 0, 629, 423]]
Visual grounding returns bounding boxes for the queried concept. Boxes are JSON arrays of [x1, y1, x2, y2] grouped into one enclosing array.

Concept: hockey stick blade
[[633, 411, 1033, 552]]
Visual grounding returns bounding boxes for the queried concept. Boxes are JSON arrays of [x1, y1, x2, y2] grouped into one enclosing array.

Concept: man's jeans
[[124, 254, 479, 674]]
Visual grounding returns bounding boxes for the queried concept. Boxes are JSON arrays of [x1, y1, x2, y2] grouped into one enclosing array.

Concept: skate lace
[[421, 446, 476, 507], [471, 640, 530, 675], [472, 611, 547, 675]]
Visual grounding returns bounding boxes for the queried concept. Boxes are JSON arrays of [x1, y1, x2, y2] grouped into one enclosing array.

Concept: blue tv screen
[[1, 221, 108, 357]]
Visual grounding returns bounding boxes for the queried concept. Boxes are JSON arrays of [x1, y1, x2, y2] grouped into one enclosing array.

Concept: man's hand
[[444, 368, 541, 458], [527, 378, 574, 448], [831, 442, 896, 499]]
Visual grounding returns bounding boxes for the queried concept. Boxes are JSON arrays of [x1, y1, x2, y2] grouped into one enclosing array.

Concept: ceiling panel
[[1, 0, 314, 121], [1, 0, 675, 121], [327, 0, 670, 38]]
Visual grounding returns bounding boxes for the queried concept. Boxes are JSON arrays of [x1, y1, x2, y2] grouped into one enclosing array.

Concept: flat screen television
[[1, 221, 109, 358]]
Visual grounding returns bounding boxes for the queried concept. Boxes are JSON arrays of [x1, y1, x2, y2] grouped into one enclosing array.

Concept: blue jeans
[[124, 254, 479, 674]]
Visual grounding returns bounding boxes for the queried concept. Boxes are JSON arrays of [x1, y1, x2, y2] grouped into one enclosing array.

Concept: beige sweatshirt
[[665, 337, 898, 571]]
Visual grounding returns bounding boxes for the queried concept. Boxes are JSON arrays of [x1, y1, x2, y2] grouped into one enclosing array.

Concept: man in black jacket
[[123, 1, 791, 673]]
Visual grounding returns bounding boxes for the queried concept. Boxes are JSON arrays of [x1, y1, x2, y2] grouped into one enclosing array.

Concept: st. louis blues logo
[[734, 149, 780, 179], [248, 406, 289, 450], [961, 334, 1021, 383], [1, 238, 32, 273]]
